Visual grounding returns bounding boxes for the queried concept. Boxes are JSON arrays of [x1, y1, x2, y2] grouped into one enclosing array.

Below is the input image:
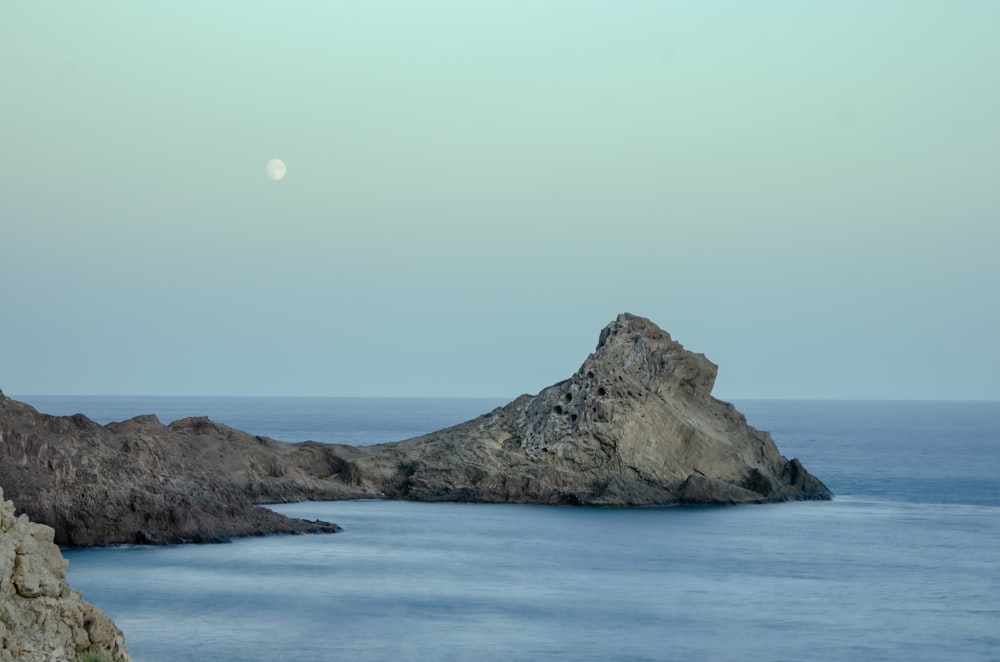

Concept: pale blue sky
[[2, 1, 997, 399]]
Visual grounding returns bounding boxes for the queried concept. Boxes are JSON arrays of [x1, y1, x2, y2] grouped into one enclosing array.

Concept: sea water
[[15, 396, 1000, 661]]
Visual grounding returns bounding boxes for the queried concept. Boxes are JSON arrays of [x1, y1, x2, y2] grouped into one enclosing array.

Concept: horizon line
[[7, 392, 999, 404]]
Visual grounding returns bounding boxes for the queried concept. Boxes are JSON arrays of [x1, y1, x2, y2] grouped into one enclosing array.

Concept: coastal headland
[[0, 314, 830, 547]]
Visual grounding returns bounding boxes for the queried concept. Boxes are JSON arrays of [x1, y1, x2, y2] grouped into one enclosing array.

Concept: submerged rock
[[0, 314, 830, 547], [0, 486, 129, 661]]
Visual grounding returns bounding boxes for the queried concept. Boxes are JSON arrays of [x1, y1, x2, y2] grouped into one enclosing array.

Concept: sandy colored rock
[[0, 486, 129, 661]]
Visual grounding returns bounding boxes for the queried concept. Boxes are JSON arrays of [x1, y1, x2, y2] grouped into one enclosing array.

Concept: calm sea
[[14, 396, 1000, 661]]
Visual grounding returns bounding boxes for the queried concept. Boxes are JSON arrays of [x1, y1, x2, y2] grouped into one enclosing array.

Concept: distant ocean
[[14, 396, 1000, 661]]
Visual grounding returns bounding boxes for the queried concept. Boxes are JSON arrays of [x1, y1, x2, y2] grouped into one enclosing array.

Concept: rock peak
[[597, 312, 673, 348], [590, 313, 718, 398]]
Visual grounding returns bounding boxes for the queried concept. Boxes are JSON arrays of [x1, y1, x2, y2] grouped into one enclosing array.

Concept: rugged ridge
[[1, 486, 129, 661], [0, 314, 830, 547]]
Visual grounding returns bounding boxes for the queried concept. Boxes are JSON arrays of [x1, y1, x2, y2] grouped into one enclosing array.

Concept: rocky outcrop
[[333, 313, 831, 505], [0, 314, 830, 547], [1, 486, 129, 661], [0, 398, 346, 546]]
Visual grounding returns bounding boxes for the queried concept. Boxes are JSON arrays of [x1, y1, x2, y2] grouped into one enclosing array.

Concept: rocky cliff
[[0, 314, 830, 547], [1, 486, 129, 661]]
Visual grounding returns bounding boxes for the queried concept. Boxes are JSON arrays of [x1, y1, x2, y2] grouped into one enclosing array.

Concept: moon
[[265, 158, 287, 181]]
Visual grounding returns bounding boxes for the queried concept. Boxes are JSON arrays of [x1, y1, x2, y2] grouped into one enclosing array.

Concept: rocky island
[[340, 313, 830, 506], [0, 314, 831, 547]]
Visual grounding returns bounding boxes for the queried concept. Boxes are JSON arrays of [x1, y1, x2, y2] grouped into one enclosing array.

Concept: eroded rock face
[[0, 486, 129, 661]]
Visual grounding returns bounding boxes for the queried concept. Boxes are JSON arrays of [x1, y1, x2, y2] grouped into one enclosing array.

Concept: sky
[[1, 1, 998, 400]]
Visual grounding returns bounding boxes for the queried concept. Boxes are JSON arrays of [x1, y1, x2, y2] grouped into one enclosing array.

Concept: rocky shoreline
[[0, 314, 831, 548]]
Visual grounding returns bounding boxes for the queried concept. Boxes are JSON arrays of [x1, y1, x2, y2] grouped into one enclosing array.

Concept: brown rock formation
[[0, 314, 830, 547], [1, 486, 129, 661]]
